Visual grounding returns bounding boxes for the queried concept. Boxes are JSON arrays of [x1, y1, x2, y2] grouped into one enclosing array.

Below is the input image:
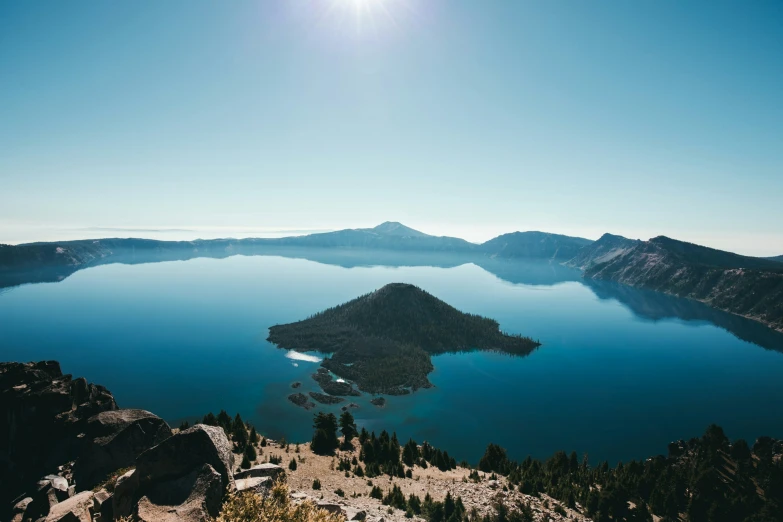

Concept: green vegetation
[[268, 283, 540, 394], [340, 411, 357, 448], [310, 412, 340, 455], [474, 424, 783, 522], [309, 391, 345, 404]]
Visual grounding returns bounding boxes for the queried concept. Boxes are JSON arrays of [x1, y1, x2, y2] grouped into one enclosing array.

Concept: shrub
[[335, 488, 345, 497], [370, 486, 383, 500], [93, 467, 133, 493], [382, 485, 407, 510], [269, 455, 282, 465], [312, 479, 321, 490], [289, 458, 298, 471], [217, 481, 344, 522], [245, 444, 257, 462]]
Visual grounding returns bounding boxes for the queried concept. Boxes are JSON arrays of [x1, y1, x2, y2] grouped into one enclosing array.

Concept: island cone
[[268, 283, 539, 394]]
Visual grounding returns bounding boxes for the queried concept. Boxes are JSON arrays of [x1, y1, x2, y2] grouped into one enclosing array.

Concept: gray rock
[[135, 424, 235, 493], [345, 508, 367, 520], [44, 490, 94, 522], [42, 475, 68, 494], [73, 408, 173, 490], [112, 469, 139, 519], [236, 476, 272, 495], [234, 463, 285, 482], [93, 488, 113, 520], [316, 502, 344, 515], [135, 463, 223, 522], [11, 497, 33, 522]]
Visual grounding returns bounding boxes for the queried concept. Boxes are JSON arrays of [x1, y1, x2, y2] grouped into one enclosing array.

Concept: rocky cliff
[[571, 235, 783, 332]]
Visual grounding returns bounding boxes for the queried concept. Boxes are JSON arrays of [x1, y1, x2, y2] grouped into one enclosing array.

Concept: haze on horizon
[[1, 1, 781, 256]]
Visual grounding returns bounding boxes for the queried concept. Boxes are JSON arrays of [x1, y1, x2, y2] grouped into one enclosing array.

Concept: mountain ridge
[[574, 234, 783, 332]]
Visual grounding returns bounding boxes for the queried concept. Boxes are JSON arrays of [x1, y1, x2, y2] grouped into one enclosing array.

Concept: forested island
[[268, 283, 540, 394]]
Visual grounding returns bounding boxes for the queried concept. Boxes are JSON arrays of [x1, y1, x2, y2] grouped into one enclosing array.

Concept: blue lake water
[[1, 252, 783, 465]]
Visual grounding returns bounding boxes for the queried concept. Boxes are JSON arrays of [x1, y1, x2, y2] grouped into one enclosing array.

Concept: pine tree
[[311, 412, 339, 455], [340, 410, 357, 446]]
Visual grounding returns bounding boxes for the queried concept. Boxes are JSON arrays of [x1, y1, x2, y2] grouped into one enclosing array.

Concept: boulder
[[23, 478, 66, 520], [44, 491, 94, 522], [40, 475, 68, 496], [0, 361, 116, 508], [135, 424, 235, 493], [93, 489, 113, 521], [135, 463, 223, 522], [316, 502, 344, 515], [345, 508, 367, 521], [236, 476, 272, 495], [11, 497, 32, 522], [234, 463, 285, 482], [112, 469, 139, 519], [73, 409, 172, 490]]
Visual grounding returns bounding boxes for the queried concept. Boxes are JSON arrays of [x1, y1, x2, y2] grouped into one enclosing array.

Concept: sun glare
[[324, 0, 408, 37]]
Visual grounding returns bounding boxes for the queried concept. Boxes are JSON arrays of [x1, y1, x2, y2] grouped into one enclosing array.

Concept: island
[[268, 283, 540, 395], [287, 392, 315, 410], [308, 391, 344, 405]]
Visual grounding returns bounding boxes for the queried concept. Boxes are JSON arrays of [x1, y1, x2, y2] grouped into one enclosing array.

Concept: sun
[[326, 0, 404, 37]]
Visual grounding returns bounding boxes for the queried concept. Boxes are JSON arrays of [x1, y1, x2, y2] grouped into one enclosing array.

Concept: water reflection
[[1, 246, 781, 352]]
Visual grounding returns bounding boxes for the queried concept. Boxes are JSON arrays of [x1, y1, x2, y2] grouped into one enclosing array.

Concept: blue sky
[[1, 1, 781, 255]]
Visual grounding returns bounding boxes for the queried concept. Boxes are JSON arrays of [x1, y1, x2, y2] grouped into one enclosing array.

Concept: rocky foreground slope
[[1, 362, 584, 522]]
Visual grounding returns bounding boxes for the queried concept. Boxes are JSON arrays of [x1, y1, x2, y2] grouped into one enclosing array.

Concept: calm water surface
[[1, 253, 782, 465]]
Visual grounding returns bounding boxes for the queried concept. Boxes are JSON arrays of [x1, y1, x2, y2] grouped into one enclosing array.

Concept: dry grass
[[218, 481, 345, 522]]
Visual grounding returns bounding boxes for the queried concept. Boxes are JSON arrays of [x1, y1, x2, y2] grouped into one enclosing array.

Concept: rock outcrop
[[0, 361, 116, 511], [135, 424, 235, 493], [234, 463, 285, 482], [1, 360, 243, 522], [135, 463, 224, 522], [73, 409, 173, 491], [110, 424, 235, 522], [44, 491, 94, 522]]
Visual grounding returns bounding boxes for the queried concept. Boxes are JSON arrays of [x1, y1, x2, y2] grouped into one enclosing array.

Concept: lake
[[2, 250, 783, 466]]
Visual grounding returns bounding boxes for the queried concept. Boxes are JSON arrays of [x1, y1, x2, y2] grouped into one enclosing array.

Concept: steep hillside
[[268, 283, 539, 394], [769, 255, 783, 263], [480, 232, 593, 261], [584, 237, 783, 332]]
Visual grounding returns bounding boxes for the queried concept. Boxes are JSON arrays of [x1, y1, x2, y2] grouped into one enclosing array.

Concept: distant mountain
[[262, 222, 475, 252], [479, 231, 593, 260], [267, 283, 540, 394], [369, 221, 430, 237], [581, 236, 783, 332], [0, 223, 595, 277], [564, 233, 640, 270], [769, 255, 783, 263]]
